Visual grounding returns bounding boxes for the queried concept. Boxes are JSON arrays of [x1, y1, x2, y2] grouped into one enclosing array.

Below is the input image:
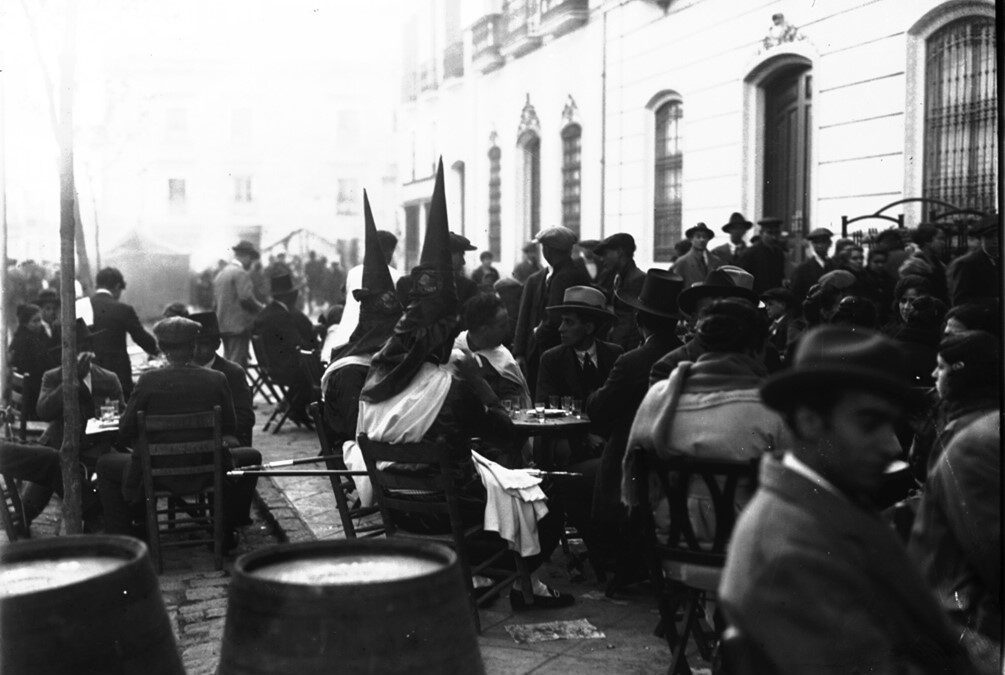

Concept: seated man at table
[[96, 317, 261, 543], [36, 318, 124, 473], [190, 311, 254, 448], [0, 439, 93, 529], [718, 326, 983, 672], [359, 166, 571, 609]]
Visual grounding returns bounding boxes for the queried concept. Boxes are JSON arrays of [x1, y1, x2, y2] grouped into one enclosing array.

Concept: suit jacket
[[586, 331, 680, 520], [605, 261, 646, 350], [947, 248, 999, 307], [90, 292, 158, 398], [37, 363, 124, 460], [649, 337, 706, 386], [711, 242, 747, 265], [252, 300, 315, 383], [209, 354, 254, 447], [213, 262, 261, 335], [535, 340, 623, 404], [671, 249, 724, 288], [789, 256, 834, 303], [738, 243, 786, 295], [720, 456, 969, 673], [119, 364, 237, 501]]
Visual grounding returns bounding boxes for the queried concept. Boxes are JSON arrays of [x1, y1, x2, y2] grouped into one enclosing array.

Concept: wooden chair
[[0, 405, 30, 541], [137, 406, 225, 573], [9, 371, 48, 442], [357, 433, 532, 634], [251, 335, 293, 434], [308, 402, 383, 539], [244, 358, 277, 405], [299, 349, 324, 407], [635, 454, 760, 675]]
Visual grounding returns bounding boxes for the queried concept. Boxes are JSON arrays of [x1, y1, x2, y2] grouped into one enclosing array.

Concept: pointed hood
[[329, 190, 403, 363], [362, 158, 461, 403]]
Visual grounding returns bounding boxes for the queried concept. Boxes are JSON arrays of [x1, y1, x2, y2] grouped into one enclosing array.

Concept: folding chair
[[635, 454, 760, 675], [138, 406, 226, 573], [244, 358, 277, 405], [358, 433, 532, 634], [0, 406, 30, 541], [308, 402, 382, 539], [9, 371, 48, 443], [251, 334, 294, 434]]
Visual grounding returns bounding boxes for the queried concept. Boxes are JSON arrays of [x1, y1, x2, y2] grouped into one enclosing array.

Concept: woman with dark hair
[[899, 224, 949, 303], [7, 303, 58, 419], [859, 247, 895, 325], [882, 274, 933, 336], [838, 244, 865, 275], [893, 295, 948, 387]]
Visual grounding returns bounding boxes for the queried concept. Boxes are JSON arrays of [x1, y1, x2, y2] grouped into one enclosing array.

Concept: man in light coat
[[213, 240, 265, 369]]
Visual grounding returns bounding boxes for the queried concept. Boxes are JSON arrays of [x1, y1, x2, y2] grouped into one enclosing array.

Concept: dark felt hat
[[722, 212, 753, 234], [35, 289, 60, 307], [968, 212, 1000, 237], [47, 318, 104, 354], [448, 233, 477, 252], [760, 325, 924, 411], [616, 269, 684, 320], [269, 272, 304, 296], [761, 287, 796, 309], [547, 286, 616, 324], [188, 311, 221, 339], [677, 265, 759, 316], [593, 233, 637, 256], [232, 240, 260, 259], [685, 222, 715, 239]]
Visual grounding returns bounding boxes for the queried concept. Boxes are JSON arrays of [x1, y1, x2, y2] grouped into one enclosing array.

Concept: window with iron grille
[[561, 124, 582, 235], [488, 145, 502, 258], [924, 17, 998, 212], [521, 135, 542, 238], [233, 175, 253, 203], [654, 99, 682, 262], [168, 178, 186, 206]]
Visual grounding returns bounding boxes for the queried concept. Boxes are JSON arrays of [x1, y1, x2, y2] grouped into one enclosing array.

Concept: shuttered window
[[561, 124, 582, 235], [654, 99, 683, 262], [488, 145, 502, 258]]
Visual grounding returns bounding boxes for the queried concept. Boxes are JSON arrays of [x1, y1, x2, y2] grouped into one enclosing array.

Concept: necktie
[[697, 252, 707, 277], [581, 353, 599, 390]]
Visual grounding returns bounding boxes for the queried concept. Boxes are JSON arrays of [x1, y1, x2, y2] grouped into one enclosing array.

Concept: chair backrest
[[356, 433, 461, 537], [137, 407, 223, 489], [8, 371, 28, 439], [638, 453, 760, 567], [299, 349, 323, 403], [250, 334, 273, 374]]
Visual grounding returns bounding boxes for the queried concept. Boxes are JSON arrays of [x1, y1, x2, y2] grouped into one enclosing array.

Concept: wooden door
[[763, 66, 812, 233]]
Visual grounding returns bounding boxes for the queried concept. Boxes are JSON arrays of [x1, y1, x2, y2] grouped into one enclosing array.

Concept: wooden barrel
[[0, 534, 184, 675], [218, 539, 484, 675]]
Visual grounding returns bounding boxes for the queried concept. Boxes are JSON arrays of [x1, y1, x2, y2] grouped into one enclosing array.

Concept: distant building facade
[[396, 0, 998, 271]]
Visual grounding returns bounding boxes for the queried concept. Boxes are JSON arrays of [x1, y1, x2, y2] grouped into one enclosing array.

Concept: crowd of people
[[1, 155, 1000, 671]]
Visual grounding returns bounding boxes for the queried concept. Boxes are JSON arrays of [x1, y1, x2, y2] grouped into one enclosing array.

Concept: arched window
[[653, 98, 683, 261], [488, 145, 502, 258], [561, 124, 582, 235], [519, 133, 541, 238], [923, 16, 997, 211]]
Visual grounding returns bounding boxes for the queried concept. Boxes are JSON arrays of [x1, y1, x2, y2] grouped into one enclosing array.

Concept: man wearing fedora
[[672, 223, 725, 288], [712, 213, 752, 265], [649, 266, 759, 385], [738, 217, 787, 295], [719, 325, 981, 673], [593, 233, 646, 351], [191, 311, 254, 448], [214, 240, 266, 370], [253, 272, 317, 425], [513, 226, 592, 396], [947, 213, 1000, 306], [34, 288, 62, 352], [396, 232, 480, 308], [90, 267, 160, 401], [790, 227, 836, 304]]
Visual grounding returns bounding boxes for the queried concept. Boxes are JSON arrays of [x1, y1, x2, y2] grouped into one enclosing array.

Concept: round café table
[[510, 411, 591, 468]]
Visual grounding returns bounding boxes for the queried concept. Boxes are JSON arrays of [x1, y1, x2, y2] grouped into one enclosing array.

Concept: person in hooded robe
[[358, 160, 573, 610]]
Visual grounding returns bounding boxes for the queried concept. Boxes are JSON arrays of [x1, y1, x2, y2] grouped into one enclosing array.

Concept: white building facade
[[396, 0, 998, 272]]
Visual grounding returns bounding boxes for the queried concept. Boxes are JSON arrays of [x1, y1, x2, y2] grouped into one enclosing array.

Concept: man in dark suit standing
[[513, 226, 592, 396], [593, 233, 646, 351], [190, 311, 254, 448], [789, 227, 835, 304], [738, 217, 787, 295], [90, 267, 159, 400], [397, 232, 480, 308], [671, 222, 725, 288], [253, 272, 317, 424], [96, 317, 261, 541], [947, 214, 1000, 307], [712, 212, 752, 264], [720, 327, 979, 672]]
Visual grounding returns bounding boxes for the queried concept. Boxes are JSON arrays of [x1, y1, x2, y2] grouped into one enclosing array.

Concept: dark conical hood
[[329, 189, 403, 364], [362, 158, 461, 403]]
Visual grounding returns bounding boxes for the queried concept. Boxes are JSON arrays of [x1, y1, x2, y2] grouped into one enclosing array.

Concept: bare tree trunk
[[58, 1, 82, 534]]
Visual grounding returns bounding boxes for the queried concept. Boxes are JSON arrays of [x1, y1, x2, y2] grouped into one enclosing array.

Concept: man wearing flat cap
[[671, 223, 725, 288], [214, 240, 266, 369], [96, 316, 260, 544], [513, 226, 592, 395], [712, 213, 752, 264], [719, 326, 986, 673], [594, 233, 646, 351], [947, 213, 1000, 306], [738, 217, 787, 294], [789, 227, 836, 304]]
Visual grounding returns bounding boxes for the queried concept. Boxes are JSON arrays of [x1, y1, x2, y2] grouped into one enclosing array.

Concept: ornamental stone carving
[[761, 13, 804, 52], [517, 94, 541, 140], [561, 94, 579, 127]]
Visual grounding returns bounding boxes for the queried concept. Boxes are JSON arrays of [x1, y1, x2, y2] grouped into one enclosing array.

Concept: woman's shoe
[[509, 585, 575, 611]]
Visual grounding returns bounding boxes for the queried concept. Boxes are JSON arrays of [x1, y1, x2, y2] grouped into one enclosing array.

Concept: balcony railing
[[539, 0, 588, 38], [419, 61, 438, 92], [443, 41, 464, 80], [471, 14, 505, 73], [500, 0, 542, 59]]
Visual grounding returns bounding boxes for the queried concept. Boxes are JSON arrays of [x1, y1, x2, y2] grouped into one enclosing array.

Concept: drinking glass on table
[[534, 400, 546, 421], [571, 399, 582, 418], [548, 395, 560, 410], [99, 398, 118, 422], [561, 396, 573, 415]]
